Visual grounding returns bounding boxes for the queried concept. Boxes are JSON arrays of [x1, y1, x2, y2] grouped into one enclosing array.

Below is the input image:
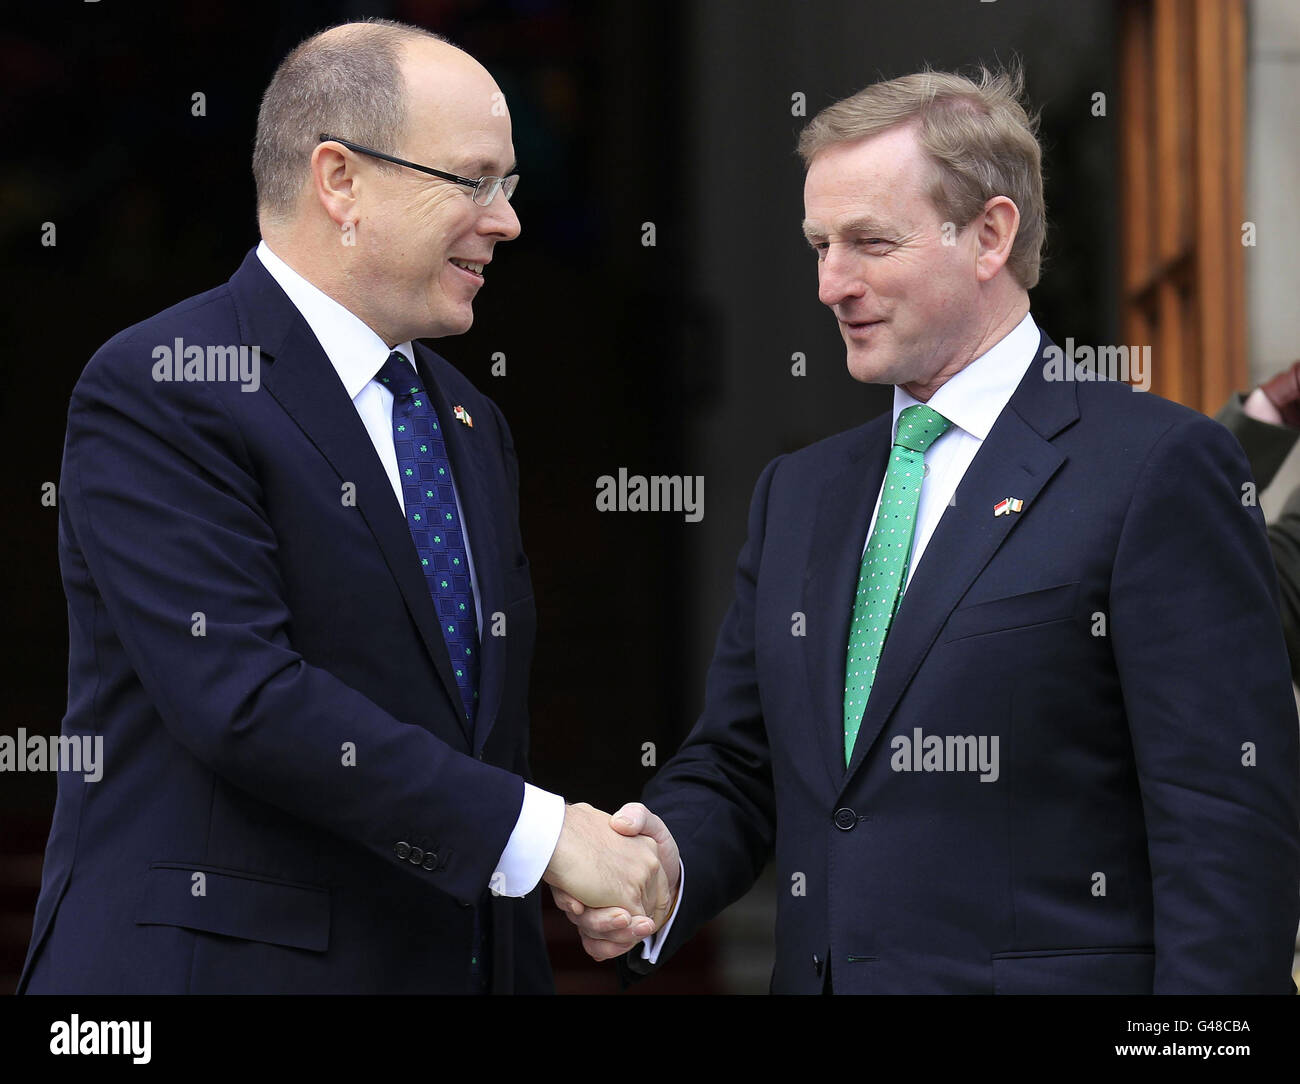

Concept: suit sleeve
[[62, 338, 524, 906], [1109, 412, 1300, 992], [1214, 392, 1299, 491], [1265, 487, 1300, 688], [1215, 395, 1300, 684], [623, 455, 786, 978]]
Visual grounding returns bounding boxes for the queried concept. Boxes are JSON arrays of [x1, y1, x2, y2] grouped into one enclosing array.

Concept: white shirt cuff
[[640, 857, 685, 964], [490, 784, 566, 897]]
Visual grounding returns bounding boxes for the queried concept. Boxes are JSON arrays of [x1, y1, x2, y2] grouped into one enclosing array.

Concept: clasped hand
[[542, 802, 680, 961]]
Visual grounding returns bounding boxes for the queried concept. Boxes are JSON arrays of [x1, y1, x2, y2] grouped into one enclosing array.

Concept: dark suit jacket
[[630, 331, 1300, 994], [19, 249, 551, 993]]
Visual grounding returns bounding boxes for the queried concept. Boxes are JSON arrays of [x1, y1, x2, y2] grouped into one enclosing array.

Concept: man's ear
[[974, 195, 1020, 283], [310, 142, 359, 230]]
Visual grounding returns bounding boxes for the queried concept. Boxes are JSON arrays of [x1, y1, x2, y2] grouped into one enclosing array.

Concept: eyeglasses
[[318, 135, 519, 207]]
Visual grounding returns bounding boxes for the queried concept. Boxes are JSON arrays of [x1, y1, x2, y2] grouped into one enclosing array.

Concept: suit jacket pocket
[[135, 862, 330, 952], [941, 582, 1078, 644], [503, 556, 534, 606], [991, 946, 1154, 994]]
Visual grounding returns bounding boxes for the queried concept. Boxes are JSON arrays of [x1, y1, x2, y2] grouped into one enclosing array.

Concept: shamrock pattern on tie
[[376, 351, 480, 724], [842, 403, 951, 765]]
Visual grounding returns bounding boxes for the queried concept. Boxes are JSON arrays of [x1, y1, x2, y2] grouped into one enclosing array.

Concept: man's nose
[[482, 191, 521, 241], [817, 247, 865, 307]]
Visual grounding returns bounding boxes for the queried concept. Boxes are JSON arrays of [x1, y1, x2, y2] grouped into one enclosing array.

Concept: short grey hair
[[797, 65, 1046, 289], [253, 19, 446, 221]]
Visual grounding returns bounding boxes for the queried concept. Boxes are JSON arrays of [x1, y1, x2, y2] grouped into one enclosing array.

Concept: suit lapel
[[230, 252, 471, 744], [839, 335, 1079, 790]]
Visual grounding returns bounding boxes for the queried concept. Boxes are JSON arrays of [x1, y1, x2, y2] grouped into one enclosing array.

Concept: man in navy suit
[[555, 67, 1300, 993], [19, 19, 670, 994]]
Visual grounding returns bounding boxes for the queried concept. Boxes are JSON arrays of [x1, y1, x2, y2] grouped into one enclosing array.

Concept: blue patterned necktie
[[376, 352, 480, 725], [376, 351, 489, 991]]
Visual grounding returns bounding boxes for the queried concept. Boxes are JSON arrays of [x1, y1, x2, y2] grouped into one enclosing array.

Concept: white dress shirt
[[864, 310, 1042, 580], [255, 241, 565, 900], [644, 311, 1042, 965]]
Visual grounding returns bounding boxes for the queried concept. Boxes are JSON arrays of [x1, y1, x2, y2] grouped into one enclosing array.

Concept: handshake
[[541, 801, 680, 962]]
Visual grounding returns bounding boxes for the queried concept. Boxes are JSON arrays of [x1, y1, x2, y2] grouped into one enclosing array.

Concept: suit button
[[833, 807, 857, 831], [409, 846, 424, 865], [813, 953, 823, 976], [422, 852, 438, 871], [394, 841, 411, 860]]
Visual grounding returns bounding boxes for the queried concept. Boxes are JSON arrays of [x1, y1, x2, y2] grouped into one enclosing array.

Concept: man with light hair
[[556, 66, 1300, 994], [19, 18, 672, 995]]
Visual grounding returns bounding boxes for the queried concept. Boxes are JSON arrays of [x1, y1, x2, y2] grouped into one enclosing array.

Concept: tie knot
[[375, 351, 422, 400], [894, 403, 951, 453]]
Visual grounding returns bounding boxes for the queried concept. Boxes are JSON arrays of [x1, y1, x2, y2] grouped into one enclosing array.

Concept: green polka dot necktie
[[843, 403, 951, 765]]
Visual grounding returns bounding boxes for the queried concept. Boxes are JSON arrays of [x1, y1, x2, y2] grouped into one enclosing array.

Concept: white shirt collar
[[255, 240, 414, 396], [891, 310, 1040, 441]]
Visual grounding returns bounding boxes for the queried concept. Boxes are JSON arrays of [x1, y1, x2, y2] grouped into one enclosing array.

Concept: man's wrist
[[1245, 386, 1286, 427], [640, 858, 685, 965], [1257, 362, 1300, 427], [493, 785, 566, 896]]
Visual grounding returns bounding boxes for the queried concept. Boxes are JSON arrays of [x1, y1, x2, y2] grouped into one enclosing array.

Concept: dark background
[[0, 0, 1116, 993]]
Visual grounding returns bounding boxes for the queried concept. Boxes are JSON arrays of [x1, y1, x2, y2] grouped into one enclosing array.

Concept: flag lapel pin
[[993, 497, 1024, 517], [453, 405, 473, 428]]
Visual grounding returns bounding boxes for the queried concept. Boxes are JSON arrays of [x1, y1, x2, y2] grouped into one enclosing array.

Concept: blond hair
[[797, 65, 1045, 288]]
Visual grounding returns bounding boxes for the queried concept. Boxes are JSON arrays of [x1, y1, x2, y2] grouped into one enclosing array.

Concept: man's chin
[[844, 351, 899, 386], [419, 307, 475, 340]]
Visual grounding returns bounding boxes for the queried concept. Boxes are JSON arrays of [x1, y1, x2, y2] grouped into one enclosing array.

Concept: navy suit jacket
[[20, 249, 551, 993], [631, 331, 1300, 993]]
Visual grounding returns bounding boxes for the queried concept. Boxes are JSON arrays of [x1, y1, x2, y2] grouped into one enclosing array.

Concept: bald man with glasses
[[19, 18, 669, 995]]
